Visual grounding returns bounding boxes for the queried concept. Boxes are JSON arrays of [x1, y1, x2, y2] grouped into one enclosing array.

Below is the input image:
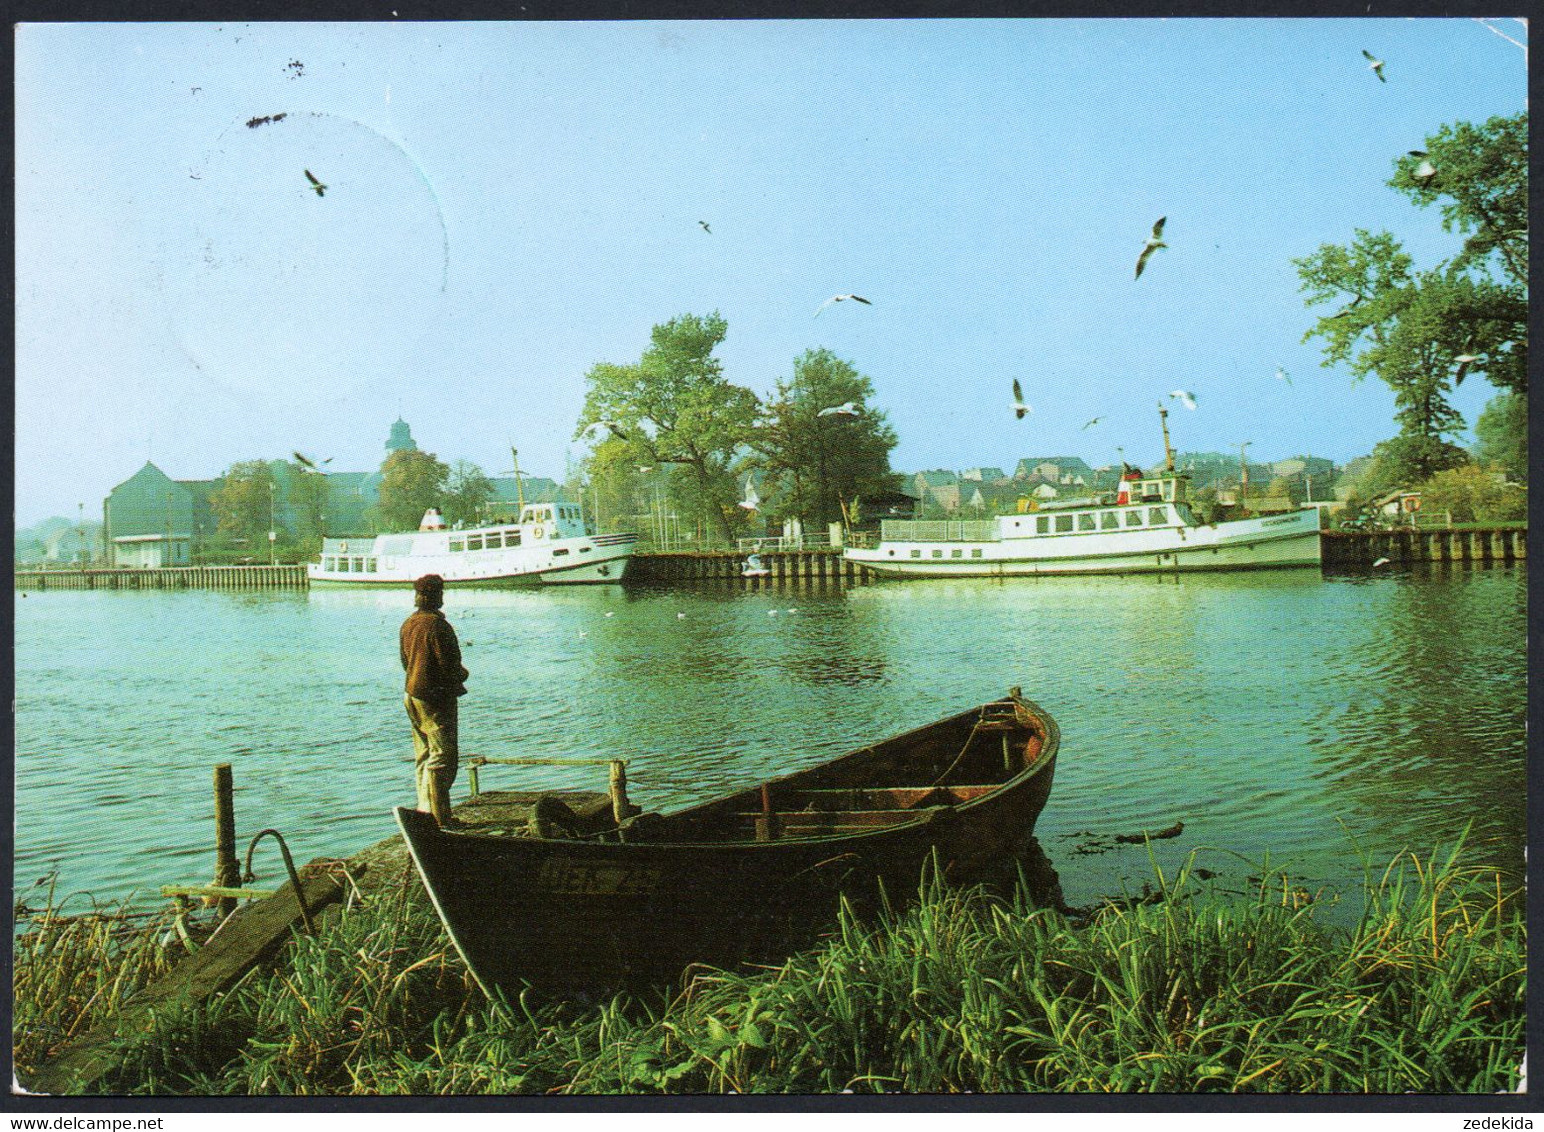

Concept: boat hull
[[846, 510, 1322, 578], [308, 538, 635, 586], [397, 694, 1058, 996]]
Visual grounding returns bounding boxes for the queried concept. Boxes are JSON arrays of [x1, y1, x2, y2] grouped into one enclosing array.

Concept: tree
[[376, 449, 450, 532], [210, 460, 278, 545], [749, 349, 900, 529], [1296, 113, 1527, 484], [576, 312, 760, 543], [1473, 391, 1527, 483], [442, 460, 495, 527], [1418, 464, 1526, 524], [287, 462, 329, 545]]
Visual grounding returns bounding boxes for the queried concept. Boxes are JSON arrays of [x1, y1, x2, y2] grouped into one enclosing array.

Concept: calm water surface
[[13, 564, 1527, 919]]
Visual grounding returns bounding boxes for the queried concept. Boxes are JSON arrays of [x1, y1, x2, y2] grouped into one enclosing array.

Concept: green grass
[[14, 842, 1526, 1095]]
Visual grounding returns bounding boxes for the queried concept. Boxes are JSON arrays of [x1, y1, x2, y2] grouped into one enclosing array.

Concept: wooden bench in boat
[[737, 785, 1000, 839]]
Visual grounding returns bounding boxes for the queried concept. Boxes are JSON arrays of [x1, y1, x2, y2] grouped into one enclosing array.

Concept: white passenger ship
[[844, 466, 1323, 579], [308, 502, 637, 587]]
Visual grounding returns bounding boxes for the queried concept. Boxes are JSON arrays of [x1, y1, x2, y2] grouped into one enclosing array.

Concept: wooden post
[[609, 759, 632, 824], [758, 783, 779, 841], [467, 761, 481, 798], [212, 764, 240, 918]]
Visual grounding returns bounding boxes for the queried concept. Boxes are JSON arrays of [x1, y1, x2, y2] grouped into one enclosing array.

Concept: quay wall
[[1320, 527, 1526, 568], [626, 549, 867, 584], [15, 565, 308, 591]]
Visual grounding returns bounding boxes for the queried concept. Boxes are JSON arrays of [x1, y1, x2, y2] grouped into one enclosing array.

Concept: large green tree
[[576, 312, 760, 543], [210, 460, 279, 546], [376, 449, 450, 532], [1296, 113, 1526, 485], [748, 348, 900, 529], [287, 462, 329, 544], [442, 460, 495, 527], [1473, 391, 1527, 483]]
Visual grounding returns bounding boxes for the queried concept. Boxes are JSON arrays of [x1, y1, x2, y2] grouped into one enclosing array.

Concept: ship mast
[[1157, 403, 1175, 473], [511, 446, 526, 512]]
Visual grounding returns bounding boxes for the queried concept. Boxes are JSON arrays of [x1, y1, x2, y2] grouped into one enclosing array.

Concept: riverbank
[[15, 842, 1525, 1095]]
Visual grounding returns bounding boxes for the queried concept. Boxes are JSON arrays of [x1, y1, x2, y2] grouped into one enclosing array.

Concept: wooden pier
[[15, 565, 308, 591], [1321, 526, 1527, 568]]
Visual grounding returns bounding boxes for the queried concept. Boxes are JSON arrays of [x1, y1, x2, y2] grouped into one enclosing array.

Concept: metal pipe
[[243, 828, 314, 934]]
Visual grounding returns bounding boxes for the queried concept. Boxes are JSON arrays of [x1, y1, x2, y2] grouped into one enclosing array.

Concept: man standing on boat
[[400, 574, 468, 828]]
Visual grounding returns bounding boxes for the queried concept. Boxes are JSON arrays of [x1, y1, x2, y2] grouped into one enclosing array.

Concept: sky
[[14, 17, 1529, 528]]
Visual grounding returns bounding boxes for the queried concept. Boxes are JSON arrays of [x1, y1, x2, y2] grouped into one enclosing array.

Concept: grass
[[13, 841, 1526, 1095]]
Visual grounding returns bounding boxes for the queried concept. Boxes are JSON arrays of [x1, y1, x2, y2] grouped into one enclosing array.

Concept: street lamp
[[268, 481, 276, 566], [77, 502, 85, 570]]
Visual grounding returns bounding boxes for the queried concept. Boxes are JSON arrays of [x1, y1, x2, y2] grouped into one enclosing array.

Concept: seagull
[[815, 294, 871, 317], [1134, 217, 1167, 280], [293, 451, 333, 472], [1454, 353, 1480, 385], [698, 220, 711, 234], [583, 420, 630, 442], [1408, 151, 1438, 184], [1082, 416, 1103, 429], [304, 169, 326, 197], [677, 612, 686, 620], [1275, 367, 1292, 386], [738, 476, 760, 511], [605, 611, 616, 617], [1011, 379, 1032, 420], [1373, 557, 1391, 568], [1362, 49, 1386, 82], [1169, 390, 1198, 411], [817, 401, 860, 418]]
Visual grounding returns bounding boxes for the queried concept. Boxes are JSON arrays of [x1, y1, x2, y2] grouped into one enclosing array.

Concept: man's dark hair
[[414, 574, 445, 609]]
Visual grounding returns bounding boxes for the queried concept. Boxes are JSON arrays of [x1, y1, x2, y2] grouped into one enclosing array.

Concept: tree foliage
[[210, 460, 278, 545], [442, 460, 495, 527], [1417, 464, 1526, 524], [1473, 391, 1527, 483], [576, 312, 760, 543], [1296, 112, 1527, 486], [748, 349, 900, 529], [287, 463, 329, 544], [376, 449, 450, 532]]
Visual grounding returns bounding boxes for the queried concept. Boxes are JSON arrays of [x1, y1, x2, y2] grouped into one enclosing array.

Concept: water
[[13, 564, 1527, 920]]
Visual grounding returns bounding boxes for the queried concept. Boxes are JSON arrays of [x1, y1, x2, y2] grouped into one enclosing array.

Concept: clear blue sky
[[15, 18, 1527, 527]]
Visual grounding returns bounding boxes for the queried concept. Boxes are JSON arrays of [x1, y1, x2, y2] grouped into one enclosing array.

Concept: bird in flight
[[1011, 380, 1033, 420], [1372, 557, 1391, 568], [1362, 49, 1386, 82], [1135, 217, 1167, 280], [1082, 416, 1103, 430], [816, 294, 871, 317], [817, 401, 861, 418], [1168, 390, 1198, 411], [1454, 353, 1480, 385], [293, 451, 333, 472], [738, 477, 760, 511], [304, 169, 327, 196], [698, 220, 712, 234], [583, 420, 630, 442], [1275, 367, 1292, 386]]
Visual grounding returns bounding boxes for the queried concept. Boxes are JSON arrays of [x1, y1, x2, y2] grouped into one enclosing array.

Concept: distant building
[[103, 463, 218, 567], [959, 467, 1006, 483], [1014, 456, 1093, 481], [385, 417, 419, 454]]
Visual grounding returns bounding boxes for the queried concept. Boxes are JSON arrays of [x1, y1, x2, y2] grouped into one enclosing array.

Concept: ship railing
[[735, 533, 837, 553], [879, 519, 1001, 543]]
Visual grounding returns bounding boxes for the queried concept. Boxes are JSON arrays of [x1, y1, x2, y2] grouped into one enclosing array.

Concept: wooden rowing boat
[[396, 687, 1059, 997]]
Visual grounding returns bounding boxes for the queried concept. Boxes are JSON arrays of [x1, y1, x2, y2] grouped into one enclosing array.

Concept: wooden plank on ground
[[24, 870, 345, 1096]]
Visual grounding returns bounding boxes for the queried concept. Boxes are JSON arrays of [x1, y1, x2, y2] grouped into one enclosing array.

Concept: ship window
[[483, 531, 501, 549], [449, 537, 465, 552], [1126, 512, 1144, 527], [1078, 514, 1096, 531], [553, 548, 570, 556], [1055, 515, 1074, 533], [951, 549, 962, 558], [367, 559, 377, 572], [506, 531, 520, 547], [932, 549, 943, 558], [467, 534, 484, 551], [1036, 516, 1049, 534], [1101, 512, 1119, 530], [970, 548, 983, 558], [1148, 508, 1168, 525], [910, 549, 921, 558], [580, 546, 592, 553]]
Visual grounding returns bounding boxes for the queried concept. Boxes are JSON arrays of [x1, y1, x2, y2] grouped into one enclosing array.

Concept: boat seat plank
[[774, 785, 999, 810]]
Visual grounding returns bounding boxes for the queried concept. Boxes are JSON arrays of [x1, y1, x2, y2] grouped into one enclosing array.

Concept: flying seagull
[[815, 294, 872, 317], [1454, 353, 1480, 385], [583, 420, 630, 442], [1372, 557, 1391, 568], [1275, 367, 1292, 386], [817, 401, 861, 418], [738, 476, 760, 511], [1362, 49, 1386, 82], [1168, 390, 1198, 411], [1134, 217, 1167, 280], [698, 220, 711, 234], [293, 451, 333, 472], [1011, 379, 1033, 420], [1082, 416, 1103, 430], [1408, 151, 1438, 185], [304, 169, 326, 196]]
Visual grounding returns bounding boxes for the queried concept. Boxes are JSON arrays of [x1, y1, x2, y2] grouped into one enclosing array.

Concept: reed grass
[[13, 841, 1526, 1095]]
